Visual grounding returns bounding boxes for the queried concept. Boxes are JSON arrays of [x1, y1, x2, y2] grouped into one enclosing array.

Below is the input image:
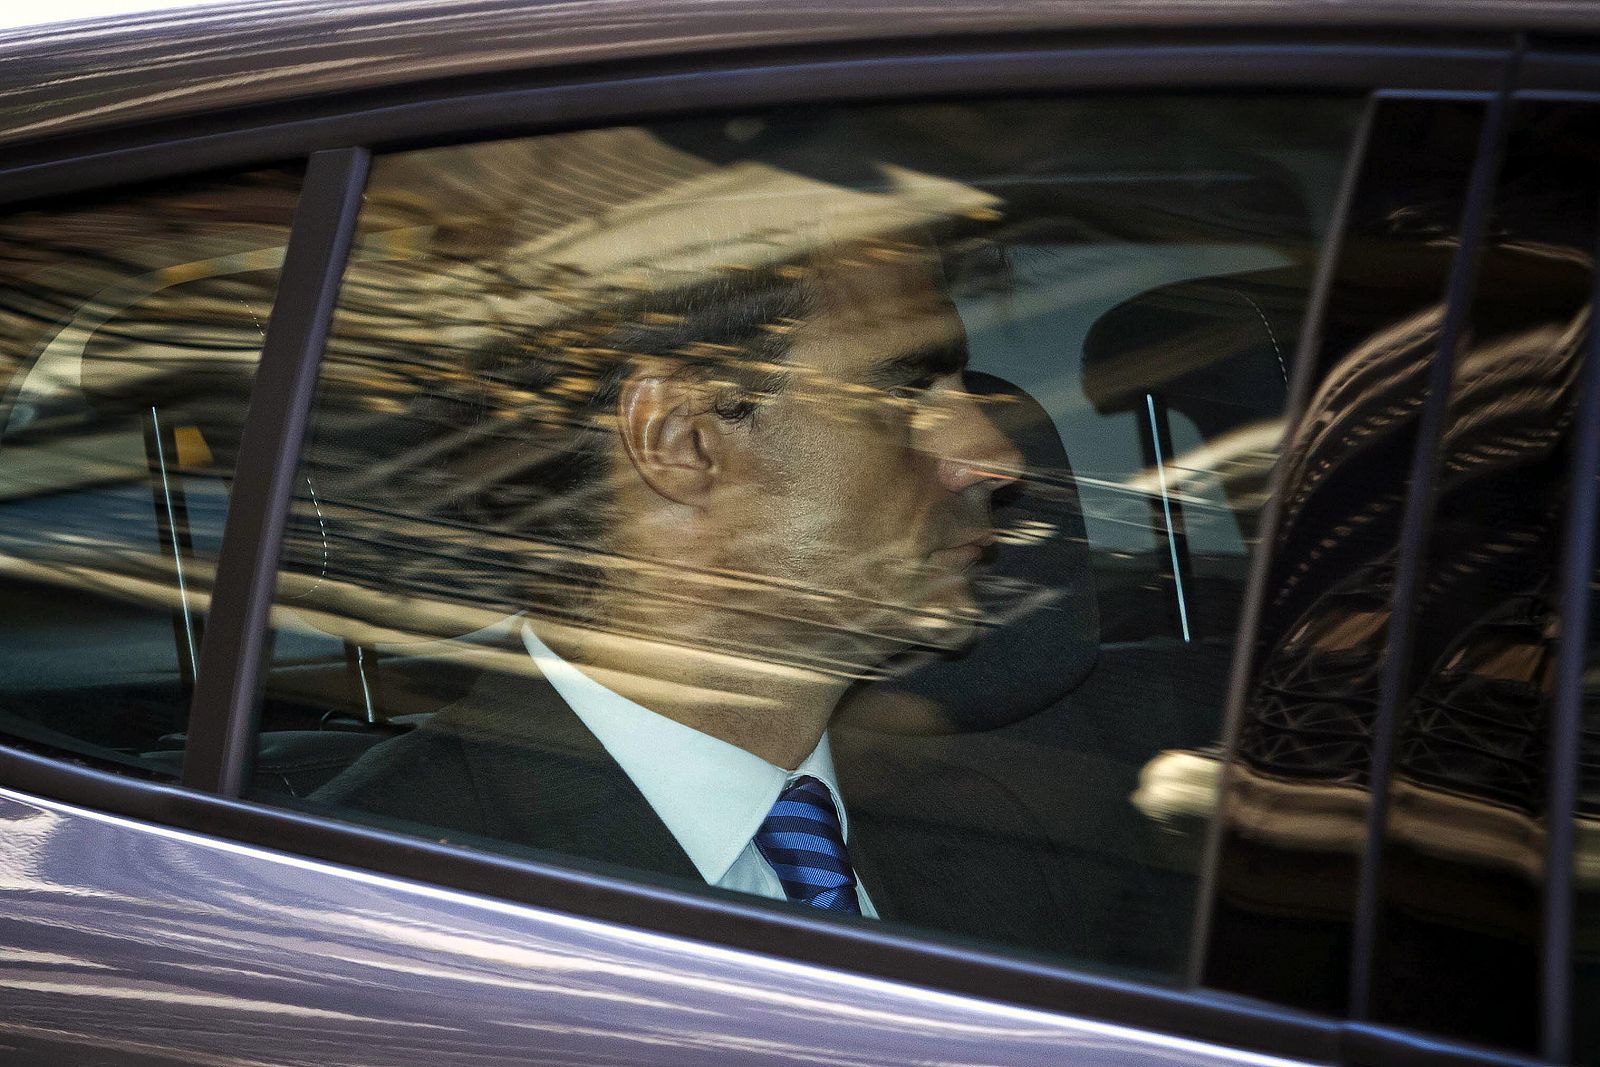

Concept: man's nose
[[935, 391, 1023, 495]]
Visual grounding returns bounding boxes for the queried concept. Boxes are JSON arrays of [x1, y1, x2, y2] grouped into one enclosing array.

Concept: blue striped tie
[[754, 775, 861, 914]]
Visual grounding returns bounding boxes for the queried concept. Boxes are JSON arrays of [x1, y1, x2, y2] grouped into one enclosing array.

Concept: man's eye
[[887, 376, 937, 401]]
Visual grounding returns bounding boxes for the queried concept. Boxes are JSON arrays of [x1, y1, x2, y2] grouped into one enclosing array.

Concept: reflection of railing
[[1240, 559, 1391, 784], [1400, 592, 1554, 815], [1113, 419, 1283, 511], [1076, 471, 1263, 541], [0, 450, 1073, 686], [2, 243, 286, 437]]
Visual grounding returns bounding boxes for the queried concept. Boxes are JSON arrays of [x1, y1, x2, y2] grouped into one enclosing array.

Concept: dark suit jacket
[[313, 667, 1083, 956]]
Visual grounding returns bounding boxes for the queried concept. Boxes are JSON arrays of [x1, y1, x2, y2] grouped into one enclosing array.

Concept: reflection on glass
[[1366, 101, 1598, 1054], [1206, 99, 1487, 1014], [253, 98, 1358, 976], [1209, 100, 1600, 1050], [0, 168, 301, 774]]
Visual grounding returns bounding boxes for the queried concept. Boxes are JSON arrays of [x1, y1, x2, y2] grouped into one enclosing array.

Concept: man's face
[[715, 254, 1022, 669]]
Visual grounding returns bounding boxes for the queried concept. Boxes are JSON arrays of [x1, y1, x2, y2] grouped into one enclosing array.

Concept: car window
[[0, 168, 302, 777], [1365, 98, 1597, 1055], [1208, 95, 1600, 1058], [1204, 95, 1489, 1015], [246, 96, 1360, 978], [1569, 104, 1600, 1063]]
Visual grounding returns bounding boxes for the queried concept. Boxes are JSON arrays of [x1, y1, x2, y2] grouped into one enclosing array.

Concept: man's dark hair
[[442, 229, 995, 620], [454, 262, 823, 616]]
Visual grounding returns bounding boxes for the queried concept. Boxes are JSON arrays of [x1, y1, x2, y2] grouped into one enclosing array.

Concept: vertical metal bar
[[1134, 400, 1173, 631], [1347, 58, 1519, 1019], [182, 147, 370, 796], [1189, 94, 1377, 989], [143, 407, 200, 690], [1145, 393, 1193, 643], [1539, 185, 1600, 1067]]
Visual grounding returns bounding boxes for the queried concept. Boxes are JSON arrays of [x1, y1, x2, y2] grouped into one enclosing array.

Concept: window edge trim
[[0, 37, 1504, 210], [2, 743, 1550, 1065]]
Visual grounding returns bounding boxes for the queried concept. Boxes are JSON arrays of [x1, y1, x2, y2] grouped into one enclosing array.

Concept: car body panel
[[0, 4, 1586, 1066], [0, 785, 1310, 1067], [0, 0, 1583, 151]]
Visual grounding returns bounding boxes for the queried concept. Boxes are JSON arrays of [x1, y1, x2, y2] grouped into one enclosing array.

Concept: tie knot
[[754, 775, 861, 914]]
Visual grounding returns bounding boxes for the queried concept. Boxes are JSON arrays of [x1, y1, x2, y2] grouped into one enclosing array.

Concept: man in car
[[317, 235, 1079, 947]]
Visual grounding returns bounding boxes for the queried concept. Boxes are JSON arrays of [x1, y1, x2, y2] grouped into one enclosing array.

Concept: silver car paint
[[0, 785, 1310, 1067], [0, 0, 1590, 150]]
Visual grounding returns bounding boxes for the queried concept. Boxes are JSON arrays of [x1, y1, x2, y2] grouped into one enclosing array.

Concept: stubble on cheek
[[785, 453, 964, 648], [709, 361, 977, 663]]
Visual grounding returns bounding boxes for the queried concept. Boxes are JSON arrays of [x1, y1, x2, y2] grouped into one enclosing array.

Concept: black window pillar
[[182, 147, 370, 796]]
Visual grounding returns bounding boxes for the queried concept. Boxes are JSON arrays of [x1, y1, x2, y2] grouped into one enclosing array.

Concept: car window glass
[[1365, 99, 1598, 1055], [0, 168, 302, 777], [1574, 156, 1600, 1059], [250, 97, 1359, 978], [1207, 98, 1600, 1056], [1205, 97, 1488, 1014]]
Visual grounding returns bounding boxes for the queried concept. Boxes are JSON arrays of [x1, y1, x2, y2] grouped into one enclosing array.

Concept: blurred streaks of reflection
[[274, 125, 1014, 680], [249, 99, 1356, 983], [1364, 101, 1597, 1050]]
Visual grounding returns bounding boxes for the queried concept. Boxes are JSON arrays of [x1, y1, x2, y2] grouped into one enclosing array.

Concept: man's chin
[[791, 591, 980, 674]]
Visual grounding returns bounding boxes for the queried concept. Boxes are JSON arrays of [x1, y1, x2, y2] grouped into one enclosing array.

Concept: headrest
[[834, 371, 1097, 735], [1081, 266, 1309, 440]]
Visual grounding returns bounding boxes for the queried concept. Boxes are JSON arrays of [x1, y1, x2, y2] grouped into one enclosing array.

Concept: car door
[[2, 6, 1587, 1066]]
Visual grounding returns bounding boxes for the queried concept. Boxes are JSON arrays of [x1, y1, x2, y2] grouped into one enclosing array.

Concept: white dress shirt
[[522, 623, 876, 917]]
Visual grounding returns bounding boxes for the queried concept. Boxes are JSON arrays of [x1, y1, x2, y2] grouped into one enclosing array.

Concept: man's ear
[[616, 366, 727, 507]]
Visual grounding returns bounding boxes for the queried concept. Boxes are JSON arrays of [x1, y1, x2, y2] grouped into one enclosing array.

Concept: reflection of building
[[1239, 306, 1583, 809], [1202, 117, 1595, 1041]]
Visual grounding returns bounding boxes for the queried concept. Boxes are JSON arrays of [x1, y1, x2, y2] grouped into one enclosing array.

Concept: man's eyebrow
[[863, 341, 969, 388]]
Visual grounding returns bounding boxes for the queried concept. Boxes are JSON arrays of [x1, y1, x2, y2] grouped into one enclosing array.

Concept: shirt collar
[[521, 622, 847, 884]]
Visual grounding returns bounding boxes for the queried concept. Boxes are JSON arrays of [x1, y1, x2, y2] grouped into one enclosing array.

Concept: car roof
[[0, 0, 1594, 150]]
